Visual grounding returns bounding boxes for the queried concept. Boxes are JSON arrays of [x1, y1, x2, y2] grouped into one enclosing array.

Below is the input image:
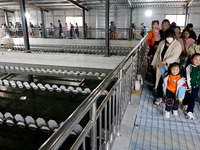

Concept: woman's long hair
[[181, 28, 191, 38], [164, 28, 175, 40]]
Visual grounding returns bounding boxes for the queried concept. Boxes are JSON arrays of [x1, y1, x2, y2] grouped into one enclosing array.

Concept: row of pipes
[[0, 112, 83, 134]]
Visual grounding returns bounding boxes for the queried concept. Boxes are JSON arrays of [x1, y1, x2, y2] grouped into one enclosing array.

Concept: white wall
[[188, 7, 200, 30]]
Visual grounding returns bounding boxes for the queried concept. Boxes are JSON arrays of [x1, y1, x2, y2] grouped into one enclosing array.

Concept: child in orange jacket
[[162, 62, 187, 118], [147, 20, 160, 57]]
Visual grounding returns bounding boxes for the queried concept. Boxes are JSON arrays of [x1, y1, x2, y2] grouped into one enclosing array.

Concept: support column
[[129, 8, 133, 40], [82, 9, 86, 39], [185, 7, 188, 27], [4, 11, 9, 27], [4, 11, 9, 37], [20, 0, 30, 52], [105, 0, 110, 57], [41, 10, 46, 38]]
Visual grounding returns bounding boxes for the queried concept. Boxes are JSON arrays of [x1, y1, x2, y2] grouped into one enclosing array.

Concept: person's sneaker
[[164, 111, 170, 118], [186, 112, 194, 119], [173, 110, 178, 116], [154, 98, 162, 105]]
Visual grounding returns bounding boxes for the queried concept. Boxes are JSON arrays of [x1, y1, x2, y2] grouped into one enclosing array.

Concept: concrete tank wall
[[0, 38, 138, 47]]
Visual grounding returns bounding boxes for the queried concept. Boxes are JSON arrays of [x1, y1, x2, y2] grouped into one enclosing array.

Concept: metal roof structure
[[0, 0, 199, 11]]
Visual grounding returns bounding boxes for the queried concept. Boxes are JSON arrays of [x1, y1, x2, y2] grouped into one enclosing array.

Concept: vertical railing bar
[[104, 103, 108, 149], [99, 112, 102, 150], [126, 71, 129, 104], [137, 47, 139, 74], [116, 85, 119, 135], [124, 72, 126, 108], [129, 68, 131, 100], [126, 69, 129, 109], [129, 66, 132, 101], [117, 69, 123, 135], [109, 97, 112, 148], [129, 67, 132, 101], [130, 56, 133, 91], [90, 102, 97, 150], [124, 72, 126, 111], [122, 74, 125, 115], [82, 139, 86, 150], [112, 92, 115, 133]]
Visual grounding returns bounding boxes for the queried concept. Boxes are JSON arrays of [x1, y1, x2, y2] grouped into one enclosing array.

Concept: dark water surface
[[0, 76, 105, 150]]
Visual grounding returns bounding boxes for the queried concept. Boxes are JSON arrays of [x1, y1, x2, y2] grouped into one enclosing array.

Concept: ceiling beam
[[0, 6, 14, 13], [126, 0, 132, 8], [186, 0, 194, 7], [13, 0, 48, 12], [66, 0, 88, 11]]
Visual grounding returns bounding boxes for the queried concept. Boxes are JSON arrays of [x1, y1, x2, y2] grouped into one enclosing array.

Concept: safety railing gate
[[39, 34, 148, 150]]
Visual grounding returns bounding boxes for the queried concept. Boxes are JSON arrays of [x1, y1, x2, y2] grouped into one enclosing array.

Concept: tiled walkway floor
[[129, 82, 200, 150]]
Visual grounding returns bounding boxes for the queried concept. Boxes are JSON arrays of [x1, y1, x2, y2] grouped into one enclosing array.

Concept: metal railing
[[0, 27, 146, 40], [1, 27, 200, 40], [39, 34, 148, 150]]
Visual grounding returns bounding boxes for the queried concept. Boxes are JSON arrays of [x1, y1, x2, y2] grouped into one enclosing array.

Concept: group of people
[[147, 19, 200, 119], [50, 20, 88, 39], [0, 20, 89, 39], [1, 22, 23, 37]]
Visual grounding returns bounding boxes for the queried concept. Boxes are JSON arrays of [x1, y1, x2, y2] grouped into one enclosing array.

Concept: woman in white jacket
[[151, 28, 182, 105]]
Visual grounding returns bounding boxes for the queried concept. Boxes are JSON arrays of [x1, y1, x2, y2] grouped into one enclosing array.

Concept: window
[[165, 15, 186, 26], [66, 17, 83, 26]]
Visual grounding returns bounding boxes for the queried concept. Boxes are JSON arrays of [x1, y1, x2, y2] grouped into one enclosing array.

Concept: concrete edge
[[111, 88, 143, 150]]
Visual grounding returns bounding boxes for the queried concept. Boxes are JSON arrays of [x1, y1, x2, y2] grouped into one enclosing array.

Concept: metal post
[[20, 0, 30, 52], [41, 10, 46, 38], [185, 7, 188, 27], [90, 103, 97, 150], [4, 11, 9, 37], [82, 9, 86, 39], [4, 11, 9, 27], [105, 0, 110, 57], [129, 8, 133, 40], [117, 69, 123, 136]]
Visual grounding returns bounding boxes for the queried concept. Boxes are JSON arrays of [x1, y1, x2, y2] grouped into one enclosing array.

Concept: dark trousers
[[182, 91, 190, 105], [132, 34, 135, 40], [140, 31, 144, 37], [59, 31, 61, 38], [165, 90, 179, 111], [152, 69, 156, 85], [148, 42, 159, 85], [157, 76, 163, 98], [187, 86, 200, 113]]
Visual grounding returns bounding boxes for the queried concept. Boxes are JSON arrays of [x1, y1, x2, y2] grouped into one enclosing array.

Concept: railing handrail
[[39, 34, 148, 150]]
